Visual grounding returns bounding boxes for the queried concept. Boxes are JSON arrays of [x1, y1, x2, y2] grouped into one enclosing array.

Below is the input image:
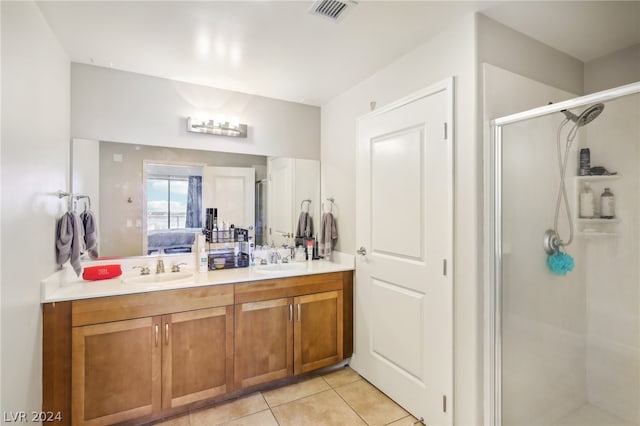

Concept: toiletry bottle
[[600, 187, 615, 219], [313, 236, 319, 260], [199, 247, 208, 273], [248, 236, 255, 265], [579, 183, 595, 218], [579, 148, 590, 176], [306, 239, 314, 262]]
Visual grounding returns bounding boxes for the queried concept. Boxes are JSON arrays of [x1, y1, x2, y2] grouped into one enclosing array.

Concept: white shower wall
[[581, 94, 640, 424]]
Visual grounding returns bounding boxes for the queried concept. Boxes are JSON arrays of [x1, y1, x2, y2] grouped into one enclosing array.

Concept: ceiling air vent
[[309, 0, 357, 22]]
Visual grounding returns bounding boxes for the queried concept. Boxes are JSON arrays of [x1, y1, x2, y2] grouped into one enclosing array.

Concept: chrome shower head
[[561, 103, 605, 127]]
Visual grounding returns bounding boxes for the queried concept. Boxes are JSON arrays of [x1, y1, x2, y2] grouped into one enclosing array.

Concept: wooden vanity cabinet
[[162, 306, 234, 409], [42, 271, 353, 426], [234, 297, 294, 388], [70, 285, 234, 425], [294, 290, 343, 375], [71, 316, 161, 425], [234, 272, 348, 388]]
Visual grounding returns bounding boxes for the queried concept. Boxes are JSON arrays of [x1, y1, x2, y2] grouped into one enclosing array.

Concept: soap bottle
[[199, 246, 208, 273], [600, 187, 615, 219], [196, 234, 208, 273], [579, 183, 595, 218]]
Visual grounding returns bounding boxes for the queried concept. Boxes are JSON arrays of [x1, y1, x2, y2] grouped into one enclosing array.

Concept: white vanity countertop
[[41, 252, 355, 303]]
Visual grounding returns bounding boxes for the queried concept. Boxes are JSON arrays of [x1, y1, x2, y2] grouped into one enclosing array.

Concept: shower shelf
[[574, 175, 621, 238], [575, 175, 620, 182], [576, 218, 620, 224], [576, 231, 621, 238]]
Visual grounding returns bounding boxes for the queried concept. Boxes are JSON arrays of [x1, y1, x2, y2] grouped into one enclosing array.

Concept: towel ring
[[300, 199, 311, 213], [76, 195, 92, 211], [56, 190, 91, 212], [323, 197, 335, 214]]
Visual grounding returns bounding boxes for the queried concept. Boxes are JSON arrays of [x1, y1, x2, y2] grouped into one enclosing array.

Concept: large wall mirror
[[71, 139, 320, 259]]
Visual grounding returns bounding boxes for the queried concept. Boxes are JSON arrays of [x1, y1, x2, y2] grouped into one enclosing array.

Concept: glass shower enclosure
[[487, 82, 640, 426]]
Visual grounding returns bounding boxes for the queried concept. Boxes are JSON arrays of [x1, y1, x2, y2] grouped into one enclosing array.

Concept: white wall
[[584, 44, 640, 94], [1, 1, 70, 414], [71, 63, 320, 160], [477, 14, 584, 96], [322, 14, 481, 424]]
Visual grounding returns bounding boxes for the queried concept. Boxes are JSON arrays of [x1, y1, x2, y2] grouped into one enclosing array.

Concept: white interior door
[[202, 166, 255, 237], [267, 157, 294, 246], [353, 78, 454, 425]]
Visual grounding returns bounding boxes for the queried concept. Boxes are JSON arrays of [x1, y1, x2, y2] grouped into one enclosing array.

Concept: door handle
[[357, 246, 367, 256], [155, 324, 159, 347], [165, 323, 169, 345]]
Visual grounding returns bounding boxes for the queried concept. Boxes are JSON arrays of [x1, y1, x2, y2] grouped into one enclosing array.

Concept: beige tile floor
[[155, 367, 420, 426]]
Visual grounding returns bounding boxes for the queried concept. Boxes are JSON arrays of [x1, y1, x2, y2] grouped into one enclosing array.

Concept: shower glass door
[[488, 82, 640, 426]]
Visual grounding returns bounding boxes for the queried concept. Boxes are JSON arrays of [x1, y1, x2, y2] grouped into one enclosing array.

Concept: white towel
[[56, 212, 83, 276], [81, 210, 99, 259], [319, 212, 337, 258]]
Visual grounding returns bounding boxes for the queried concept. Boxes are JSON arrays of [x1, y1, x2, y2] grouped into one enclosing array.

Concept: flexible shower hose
[[553, 118, 580, 248]]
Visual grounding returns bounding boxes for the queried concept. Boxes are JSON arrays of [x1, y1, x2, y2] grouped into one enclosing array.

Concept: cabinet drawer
[[72, 285, 234, 327], [235, 272, 344, 304]]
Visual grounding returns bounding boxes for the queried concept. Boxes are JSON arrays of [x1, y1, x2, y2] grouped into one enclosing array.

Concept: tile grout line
[[263, 377, 333, 409], [332, 386, 371, 425], [330, 375, 411, 426], [260, 392, 283, 426]]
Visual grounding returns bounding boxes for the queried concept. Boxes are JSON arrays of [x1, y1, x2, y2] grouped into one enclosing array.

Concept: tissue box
[[82, 264, 122, 281]]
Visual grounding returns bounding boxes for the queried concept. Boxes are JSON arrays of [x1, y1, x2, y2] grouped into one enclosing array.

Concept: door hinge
[[443, 395, 447, 413], [444, 122, 448, 140], [443, 259, 447, 276]]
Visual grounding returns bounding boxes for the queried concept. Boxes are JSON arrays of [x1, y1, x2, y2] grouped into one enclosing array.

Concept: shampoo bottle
[[579, 183, 595, 218]]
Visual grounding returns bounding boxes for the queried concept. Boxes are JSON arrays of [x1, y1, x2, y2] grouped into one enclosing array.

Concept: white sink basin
[[122, 271, 195, 285], [253, 262, 307, 275]]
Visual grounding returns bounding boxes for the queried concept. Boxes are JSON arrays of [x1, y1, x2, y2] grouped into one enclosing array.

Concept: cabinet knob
[[357, 246, 367, 256]]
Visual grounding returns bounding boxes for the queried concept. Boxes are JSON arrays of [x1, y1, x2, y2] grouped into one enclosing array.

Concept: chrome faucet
[[270, 248, 281, 264], [171, 262, 187, 272], [156, 258, 165, 274], [133, 265, 151, 275]]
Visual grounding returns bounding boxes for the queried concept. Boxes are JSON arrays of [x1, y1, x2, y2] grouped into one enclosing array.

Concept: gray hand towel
[[81, 210, 99, 259], [296, 212, 313, 238], [56, 213, 73, 265], [319, 212, 337, 258], [56, 212, 83, 276]]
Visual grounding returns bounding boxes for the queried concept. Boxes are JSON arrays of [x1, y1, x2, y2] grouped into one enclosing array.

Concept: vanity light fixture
[[187, 117, 248, 138]]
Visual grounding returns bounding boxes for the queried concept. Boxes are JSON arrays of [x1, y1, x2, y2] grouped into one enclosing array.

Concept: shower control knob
[[357, 246, 367, 256]]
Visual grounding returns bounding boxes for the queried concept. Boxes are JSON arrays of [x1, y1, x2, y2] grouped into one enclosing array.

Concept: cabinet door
[[72, 317, 161, 426], [294, 291, 343, 375], [235, 298, 293, 388], [162, 306, 234, 409]]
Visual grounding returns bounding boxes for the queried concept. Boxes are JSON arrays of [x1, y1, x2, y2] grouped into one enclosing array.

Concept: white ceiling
[[36, 1, 640, 106]]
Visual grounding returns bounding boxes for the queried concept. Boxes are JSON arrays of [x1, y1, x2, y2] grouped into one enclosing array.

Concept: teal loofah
[[547, 251, 575, 276]]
